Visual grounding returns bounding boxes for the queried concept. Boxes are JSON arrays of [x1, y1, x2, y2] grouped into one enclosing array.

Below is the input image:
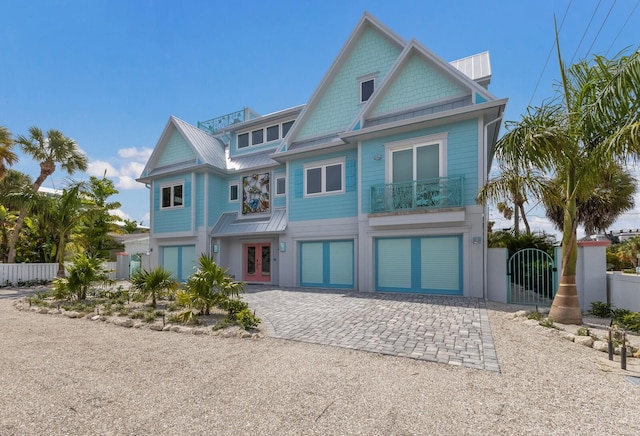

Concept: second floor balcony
[[370, 176, 464, 214]]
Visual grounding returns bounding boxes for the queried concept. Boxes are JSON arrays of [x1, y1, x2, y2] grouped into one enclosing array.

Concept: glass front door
[[244, 243, 271, 282]]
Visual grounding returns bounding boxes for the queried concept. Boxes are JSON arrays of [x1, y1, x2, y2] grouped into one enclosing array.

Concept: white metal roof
[[449, 51, 491, 84]]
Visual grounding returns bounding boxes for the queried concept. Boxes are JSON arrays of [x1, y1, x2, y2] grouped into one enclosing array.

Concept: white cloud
[[116, 176, 146, 190], [118, 147, 153, 160], [120, 161, 145, 178], [87, 160, 118, 177], [110, 209, 132, 221], [141, 212, 150, 227]]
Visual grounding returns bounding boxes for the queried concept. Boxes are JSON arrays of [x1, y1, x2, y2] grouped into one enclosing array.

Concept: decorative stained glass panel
[[242, 173, 270, 215]]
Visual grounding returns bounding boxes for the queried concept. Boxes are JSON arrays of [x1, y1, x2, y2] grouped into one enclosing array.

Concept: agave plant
[[130, 267, 179, 308], [178, 253, 244, 315]]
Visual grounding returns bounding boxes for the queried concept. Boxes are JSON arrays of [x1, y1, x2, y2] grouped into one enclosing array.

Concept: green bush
[[220, 298, 249, 316], [235, 308, 260, 329], [617, 312, 640, 333], [589, 301, 612, 317], [527, 311, 543, 321]]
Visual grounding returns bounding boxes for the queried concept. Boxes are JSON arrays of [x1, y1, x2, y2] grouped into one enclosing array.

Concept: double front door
[[244, 243, 271, 283]]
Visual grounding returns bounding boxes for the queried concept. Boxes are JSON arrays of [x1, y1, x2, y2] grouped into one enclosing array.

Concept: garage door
[[300, 240, 354, 288], [162, 245, 195, 282], [376, 235, 462, 295]]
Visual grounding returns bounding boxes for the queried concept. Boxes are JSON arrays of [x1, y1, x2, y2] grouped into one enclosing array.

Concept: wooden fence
[[0, 262, 118, 287]]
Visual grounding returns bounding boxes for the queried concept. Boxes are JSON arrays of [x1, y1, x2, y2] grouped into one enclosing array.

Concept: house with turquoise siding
[[137, 12, 507, 297]]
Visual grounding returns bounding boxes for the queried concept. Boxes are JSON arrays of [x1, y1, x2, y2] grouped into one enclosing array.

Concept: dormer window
[[360, 78, 375, 102], [236, 120, 295, 149]]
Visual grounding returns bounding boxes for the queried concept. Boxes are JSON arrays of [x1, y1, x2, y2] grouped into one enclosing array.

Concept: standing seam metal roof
[[171, 116, 227, 170]]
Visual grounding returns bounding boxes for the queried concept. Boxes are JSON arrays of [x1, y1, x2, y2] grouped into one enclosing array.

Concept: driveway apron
[[245, 287, 500, 372]]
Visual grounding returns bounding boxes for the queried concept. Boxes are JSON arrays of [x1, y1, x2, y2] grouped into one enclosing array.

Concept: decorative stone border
[[13, 298, 263, 339]]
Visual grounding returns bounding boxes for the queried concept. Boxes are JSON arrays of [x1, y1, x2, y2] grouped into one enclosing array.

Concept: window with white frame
[[275, 176, 286, 196], [304, 159, 344, 196], [161, 183, 184, 209], [237, 119, 295, 149], [386, 134, 447, 183], [229, 183, 239, 202]]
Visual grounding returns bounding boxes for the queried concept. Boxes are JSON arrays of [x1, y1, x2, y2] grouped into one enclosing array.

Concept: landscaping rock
[[38, 307, 48, 314], [91, 315, 101, 321], [112, 318, 134, 328], [192, 329, 205, 335], [63, 311, 80, 319], [149, 324, 164, 331], [162, 324, 172, 332], [574, 336, 594, 347], [562, 333, 575, 342], [523, 319, 540, 327], [240, 332, 251, 339], [593, 341, 609, 352], [514, 310, 528, 318], [133, 322, 144, 329]]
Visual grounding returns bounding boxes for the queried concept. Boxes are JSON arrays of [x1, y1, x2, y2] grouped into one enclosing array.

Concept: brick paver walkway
[[244, 286, 500, 372]]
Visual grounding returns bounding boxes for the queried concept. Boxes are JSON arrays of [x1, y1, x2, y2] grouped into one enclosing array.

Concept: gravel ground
[[1, 297, 639, 435]]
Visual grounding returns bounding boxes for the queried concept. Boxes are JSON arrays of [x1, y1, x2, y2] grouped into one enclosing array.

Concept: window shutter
[[346, 159, 356, 192], [295, 168, 303, 198]]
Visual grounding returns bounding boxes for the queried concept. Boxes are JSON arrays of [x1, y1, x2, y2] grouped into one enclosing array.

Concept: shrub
[[617, 312, 640, 333], [235, 308, 260, 330], [539, 318, 556, 329], [590, 301, 612, 318], [527, 311, 543, 321]]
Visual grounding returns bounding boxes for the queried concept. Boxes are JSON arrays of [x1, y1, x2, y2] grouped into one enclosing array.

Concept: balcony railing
[[370, 176, 464, 213]]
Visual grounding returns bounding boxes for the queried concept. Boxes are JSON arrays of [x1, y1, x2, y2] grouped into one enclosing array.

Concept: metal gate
[[507, 248, 557, 305]]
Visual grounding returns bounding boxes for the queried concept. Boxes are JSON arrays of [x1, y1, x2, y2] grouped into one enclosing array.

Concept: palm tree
[[130, 267, 179, 308], [496, 42, 640, 324], [0, 125, 18, 179], [543, 163, 636, 236], [31, 182, 90, 277], [7, 127, 88, 263], [52, 253, 112, 300], [0, 170, 32, 262], [477, 151, 552, 234]]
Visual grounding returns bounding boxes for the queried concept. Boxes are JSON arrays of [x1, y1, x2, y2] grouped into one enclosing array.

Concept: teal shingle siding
[[153, 176, 192, 233], [195, 173, 204, 228], [157, 130, 196, 166], [371, 54, 466, 116], [360, 119, 478, 213], [208, 175, 225, 226], [289, 150, 358, 221], [295, 27, 401, 141]]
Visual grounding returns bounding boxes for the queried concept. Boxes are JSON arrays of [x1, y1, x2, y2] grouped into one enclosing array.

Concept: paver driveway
[[244, 286, 500, 372]]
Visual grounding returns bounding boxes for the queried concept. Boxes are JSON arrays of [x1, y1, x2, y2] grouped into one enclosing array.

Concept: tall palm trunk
[[7, 161, 53, 263], [549, 171, 582, 324]]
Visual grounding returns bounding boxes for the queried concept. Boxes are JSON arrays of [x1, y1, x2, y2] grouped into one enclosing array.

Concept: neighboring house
[[137, 12, 507, 298]]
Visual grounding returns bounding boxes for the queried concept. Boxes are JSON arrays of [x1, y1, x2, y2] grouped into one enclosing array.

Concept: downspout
[[482, 112, 504, 300]]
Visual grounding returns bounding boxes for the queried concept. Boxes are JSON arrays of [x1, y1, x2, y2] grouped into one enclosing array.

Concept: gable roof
[[138, 116, 226, 181], [350, 40, 498, 131], [277, 12, 406, 154]]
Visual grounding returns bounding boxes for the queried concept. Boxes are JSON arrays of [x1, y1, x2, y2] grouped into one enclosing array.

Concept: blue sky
[[2, 0, 639, 236]]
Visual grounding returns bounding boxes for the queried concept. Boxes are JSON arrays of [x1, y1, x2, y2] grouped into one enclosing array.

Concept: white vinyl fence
[[606, 272, 640, 312], [0, 262, 118, 287]]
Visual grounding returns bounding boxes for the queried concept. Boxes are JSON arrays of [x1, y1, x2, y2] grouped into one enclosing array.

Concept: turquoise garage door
[[376, 235, 462, 295], [162, 245, 195, 282], [300, 240, 354, 289]]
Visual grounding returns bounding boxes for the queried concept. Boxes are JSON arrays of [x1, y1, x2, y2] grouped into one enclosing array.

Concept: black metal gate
[[507, 248, 557, 305]]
